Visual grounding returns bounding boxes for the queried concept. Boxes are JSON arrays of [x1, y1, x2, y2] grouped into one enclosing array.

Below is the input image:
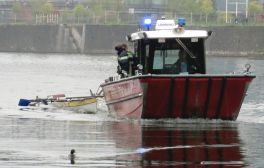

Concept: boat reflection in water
[[110, 122, 245, 167]]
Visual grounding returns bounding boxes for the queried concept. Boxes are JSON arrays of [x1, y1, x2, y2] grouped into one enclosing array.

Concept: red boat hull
[[102, 75, 255, 120]]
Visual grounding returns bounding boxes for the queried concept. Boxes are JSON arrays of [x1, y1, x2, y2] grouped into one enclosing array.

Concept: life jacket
[[118, 51, 133, 64]]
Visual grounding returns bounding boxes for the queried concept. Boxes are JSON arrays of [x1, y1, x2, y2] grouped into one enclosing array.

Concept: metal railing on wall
[[35, 14, 60, 24], [1, 10, 264, 26]]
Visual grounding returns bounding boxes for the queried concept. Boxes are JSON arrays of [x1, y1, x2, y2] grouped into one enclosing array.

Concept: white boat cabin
[[125, 18, 212, 76]]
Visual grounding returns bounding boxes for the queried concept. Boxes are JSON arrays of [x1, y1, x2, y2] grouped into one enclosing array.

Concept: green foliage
[[200, 0, 214, 15], [83, 0, 104, 16], [200, 0, 214, 24], [27, 0, 54, 15], [113, 0, 125, 11], [12, 2, 22, 14], [28, 0, 46, 14], [61, 10, 72, 21], [166, 0, 202, 13], [84, 0, 124, 10], [74, 4, 87, 17], [217, 12, 231, 24], [249, 0, 262, 14], [42, 2, 54, 14], [217, 12, 225, 23]]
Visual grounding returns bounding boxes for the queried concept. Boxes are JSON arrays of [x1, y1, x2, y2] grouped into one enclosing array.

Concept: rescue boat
[[101, 18, 255, 120]]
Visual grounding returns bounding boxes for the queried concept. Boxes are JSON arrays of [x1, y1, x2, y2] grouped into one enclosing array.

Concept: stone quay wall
[[0, 24, 263, 56]]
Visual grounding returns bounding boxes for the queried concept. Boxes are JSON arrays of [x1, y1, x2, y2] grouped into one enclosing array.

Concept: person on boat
[[175, 49, 189, 74], [115, 43, 135, 77], [114, 44, 125, 56]]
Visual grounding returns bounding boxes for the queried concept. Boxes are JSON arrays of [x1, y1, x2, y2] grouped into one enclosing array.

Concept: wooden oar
[[65, 95, 104, 100]]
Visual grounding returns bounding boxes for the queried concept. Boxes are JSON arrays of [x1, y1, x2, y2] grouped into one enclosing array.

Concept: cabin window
[[153, 49, 180, 74]]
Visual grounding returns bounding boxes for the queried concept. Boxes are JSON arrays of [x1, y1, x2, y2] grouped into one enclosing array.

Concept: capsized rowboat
[[50, 95, 98, 114], [18, 94, 100, 114]]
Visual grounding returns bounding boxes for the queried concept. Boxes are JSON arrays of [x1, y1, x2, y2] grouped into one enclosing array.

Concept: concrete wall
[[0, 24, 77, 53], [83, 25, 137, 54], [0, 24, 263, 56], [83, 25, 264, 56], [206, 26, 264, 56]]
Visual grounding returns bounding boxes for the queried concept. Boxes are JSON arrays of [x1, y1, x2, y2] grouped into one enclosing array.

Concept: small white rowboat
[[18, 94, 99, 113], [51, 97, 97, 113], [49, 94, 98, 114]]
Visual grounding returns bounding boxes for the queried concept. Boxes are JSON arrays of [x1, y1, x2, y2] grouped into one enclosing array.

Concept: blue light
[[178, 18, 186, 26], [143, 18, 152, 30], [144, 18, 152, 25]]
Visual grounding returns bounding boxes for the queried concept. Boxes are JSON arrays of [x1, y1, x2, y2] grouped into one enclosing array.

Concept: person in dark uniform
[[175, 49, 189, 74], [115, 44, 134, 77]]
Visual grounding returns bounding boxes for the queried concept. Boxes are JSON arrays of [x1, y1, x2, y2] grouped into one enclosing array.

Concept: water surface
[[0, 53, 264, 167]]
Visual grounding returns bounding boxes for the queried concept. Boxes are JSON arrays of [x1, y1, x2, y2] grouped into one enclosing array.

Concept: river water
[[0, 53, 263, 167]]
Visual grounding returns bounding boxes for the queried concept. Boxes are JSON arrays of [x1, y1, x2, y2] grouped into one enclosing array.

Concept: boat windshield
[[153, 49, 181, 74], [143, 38, 206, 75], [136, 38, 205, 75]]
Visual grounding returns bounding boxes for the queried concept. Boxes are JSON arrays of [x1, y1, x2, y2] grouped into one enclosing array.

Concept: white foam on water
[[2, 100, 264, 124], [0, 107, 114, 123], [0, 97, 113, 122], [238, 102, 264, 123]]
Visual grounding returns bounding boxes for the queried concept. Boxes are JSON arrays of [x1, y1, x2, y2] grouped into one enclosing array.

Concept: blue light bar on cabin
[[178, 18, 186, 27], [144, 18, 152, 26], [144, 18, 152, 31]]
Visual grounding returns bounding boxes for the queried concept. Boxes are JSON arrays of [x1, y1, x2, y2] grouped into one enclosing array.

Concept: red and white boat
[[101, 18, 255, 120]]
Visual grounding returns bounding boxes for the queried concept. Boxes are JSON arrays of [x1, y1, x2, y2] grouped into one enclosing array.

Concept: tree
[[74, 4, 87, 23], [217, 12, 231, 24], [84, 0, 104, 16], [166, 0, 201, 14], [28, 0, 46, 14], [82, 0, 126, 24], [83, 0, 124, 11], [12, 2, 23, 23], [12, 2, 22, 14], [249, 0, 262, 14], [74, 4, 87, 17], [113, 0, 125, 12], [83, 0, 104, 24], [42, 2, 54, 15], [200, 0, 214, 24]]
